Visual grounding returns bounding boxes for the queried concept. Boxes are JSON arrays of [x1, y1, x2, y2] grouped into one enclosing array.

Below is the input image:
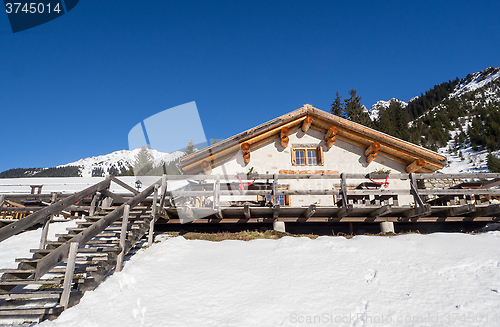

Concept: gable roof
[[180, 104, 447, 174]]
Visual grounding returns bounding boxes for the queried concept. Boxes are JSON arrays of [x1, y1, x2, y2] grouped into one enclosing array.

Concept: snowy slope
[[37, 232, 500, 327], [58, 149, 184, 177], [449, 67, 500, 99]]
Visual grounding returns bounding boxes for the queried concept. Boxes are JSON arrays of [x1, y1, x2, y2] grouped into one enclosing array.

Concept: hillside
[[364, 67, 500, 173]]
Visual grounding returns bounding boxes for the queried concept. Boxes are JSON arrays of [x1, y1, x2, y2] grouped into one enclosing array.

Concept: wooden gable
[[180, 104, 447, 174]]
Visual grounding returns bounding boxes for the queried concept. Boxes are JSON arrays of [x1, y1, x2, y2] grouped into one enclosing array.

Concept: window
[[292, 146, 323, 166]]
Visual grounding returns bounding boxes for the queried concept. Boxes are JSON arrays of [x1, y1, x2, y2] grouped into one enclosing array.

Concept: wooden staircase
[[0, 176, 166, 324]]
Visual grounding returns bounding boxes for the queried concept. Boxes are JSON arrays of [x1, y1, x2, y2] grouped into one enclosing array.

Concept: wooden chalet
[[179, 104, 447, 209]]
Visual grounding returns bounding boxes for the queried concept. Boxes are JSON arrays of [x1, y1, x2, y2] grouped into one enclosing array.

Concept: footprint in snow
[[364, 269, 377, 283]]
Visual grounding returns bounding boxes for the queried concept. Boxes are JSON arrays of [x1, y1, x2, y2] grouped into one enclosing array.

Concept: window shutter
[[317, 146, 324, 165], [291, 148, 296, 165]]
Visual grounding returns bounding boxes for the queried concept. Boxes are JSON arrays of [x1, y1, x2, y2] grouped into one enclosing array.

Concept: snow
[[29, 232, 500, 327], [449, 67, 500, 99], [58, 149, 184, 178], [0, 220, 78, 271], [368, 98, 408, 121]]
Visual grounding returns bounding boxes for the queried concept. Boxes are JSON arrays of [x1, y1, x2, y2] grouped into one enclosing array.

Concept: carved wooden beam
[[324, 126, 338, 148], [325, 136, 336, 148], [200, 160, 212, 175], [364, 142, 381, 157], [241, 142, 251, 164], [325, 126, 338, 140], [280, 126, 290, 148], [406, 159, 425, 173], [302, 116, 313, 132], [364, 142, 381, 163], [366, 152, 378, 164]]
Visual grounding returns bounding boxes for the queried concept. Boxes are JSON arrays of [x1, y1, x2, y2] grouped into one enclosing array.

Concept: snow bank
[[0, 220, 78, 271], [39, 233, 500, 327]]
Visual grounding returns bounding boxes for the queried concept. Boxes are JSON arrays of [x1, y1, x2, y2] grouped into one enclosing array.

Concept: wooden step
[[15, 255, 109, 270], [30, 247, 121, 254], [0, 289, 63, 300], [0, 305, 64, 316], [68, 225, 144, 233], [56, 232, 122, 239], [47, 240, 120, 247], [0, 276, 91, 286], [0, 266, 98, 275]]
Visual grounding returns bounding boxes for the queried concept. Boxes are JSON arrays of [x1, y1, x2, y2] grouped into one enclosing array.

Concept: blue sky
[[1, 0, 499, 172]]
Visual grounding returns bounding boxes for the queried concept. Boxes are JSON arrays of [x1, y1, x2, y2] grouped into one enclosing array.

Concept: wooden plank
[[60, 242, 79, 308], [116, 204, 129, 273], [303, 205, 316, 218], [273, 205, 280, 219], [419, 189, 500, 195], [39, 216, 51, 250], [148, 186, 158, 246], [34, 177, 162, 280], [0, 178, 112, 243], [272, 174, 279, 206], [468, 204, 500, 218], [335, 205, 352, 218], [100, 189, 127, 204], [110, 176, 139, 195], [403, 205, 432, 218], [443, 204, 476, 217], [0, 195, 4, 209], [340, 173, 348, 208], [244, 204, 251, 219], [369, 205, 392, 217], [414, 173, 500, 180]]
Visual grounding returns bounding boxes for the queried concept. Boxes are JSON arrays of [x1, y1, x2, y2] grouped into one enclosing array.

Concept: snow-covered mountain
[[59, 148, 184, 177], [368, 98, 408, 120]]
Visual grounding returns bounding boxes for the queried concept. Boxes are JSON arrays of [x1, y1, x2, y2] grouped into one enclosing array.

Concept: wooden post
[[272, 174, 279, 207], [340, 173, 348, 208], [39, 217, 51, 250], [406, 159, 426, 173], [213, 175, 220, 211], [244, 204, 251, 219], [89, 192, 99, 217], [116, 204, 129, 273], [159, 174, 168, 212], [302, 117, 312, 132], [60, 242, 79, 309], [0, 195, 5, 209], [148, 185, 158, 247], [39, 193, 56, 250]]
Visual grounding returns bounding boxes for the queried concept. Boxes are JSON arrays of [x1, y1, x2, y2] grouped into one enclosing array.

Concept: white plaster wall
[[211, 129, 413, 206]]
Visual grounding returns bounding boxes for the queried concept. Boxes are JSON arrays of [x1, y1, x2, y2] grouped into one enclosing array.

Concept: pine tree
[[344, 89, 371, 126], [330, 91, 345, 118], [183, 139, 196, 157], [133, 145, 154, 176], [487, 153, 500, 173]]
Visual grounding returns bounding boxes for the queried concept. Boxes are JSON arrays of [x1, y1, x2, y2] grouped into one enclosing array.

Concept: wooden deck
[[1, 173, 500, 323]]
